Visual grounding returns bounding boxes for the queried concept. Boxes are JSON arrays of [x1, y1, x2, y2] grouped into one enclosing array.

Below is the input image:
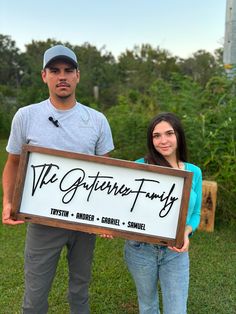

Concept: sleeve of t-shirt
[[95, 115, 114, 155], [6, 109, 26, 155]]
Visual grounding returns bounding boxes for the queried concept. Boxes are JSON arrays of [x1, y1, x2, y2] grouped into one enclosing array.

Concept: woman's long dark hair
[[145, 112, 188, 167]]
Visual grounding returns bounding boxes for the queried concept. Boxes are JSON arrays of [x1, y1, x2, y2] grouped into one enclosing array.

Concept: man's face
[[41, 60, 80, 100]]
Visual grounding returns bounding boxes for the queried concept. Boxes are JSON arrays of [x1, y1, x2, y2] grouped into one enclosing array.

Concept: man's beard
[[56, 93, 73, 100]]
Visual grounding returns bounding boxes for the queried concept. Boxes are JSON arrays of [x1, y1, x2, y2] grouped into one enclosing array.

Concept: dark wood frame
[[12, 145, 193, 248]]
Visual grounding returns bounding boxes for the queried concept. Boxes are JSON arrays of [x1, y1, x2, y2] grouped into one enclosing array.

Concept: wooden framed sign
[[12, 145, 193, 248]]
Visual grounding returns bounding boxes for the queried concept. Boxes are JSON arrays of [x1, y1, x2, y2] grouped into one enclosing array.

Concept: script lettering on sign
[[31, 163, 179, 218]]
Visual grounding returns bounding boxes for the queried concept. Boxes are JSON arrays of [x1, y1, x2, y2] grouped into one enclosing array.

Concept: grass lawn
[[0, 139, 235, 313]]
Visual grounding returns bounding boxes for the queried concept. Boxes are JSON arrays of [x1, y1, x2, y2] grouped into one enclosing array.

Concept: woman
[[124, 112, 202, 314]]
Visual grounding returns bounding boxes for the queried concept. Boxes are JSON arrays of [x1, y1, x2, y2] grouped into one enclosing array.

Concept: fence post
[[198, 180, 218, 232]]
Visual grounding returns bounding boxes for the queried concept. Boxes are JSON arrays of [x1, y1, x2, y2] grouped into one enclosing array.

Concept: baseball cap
[[43, 45, 78, 69]]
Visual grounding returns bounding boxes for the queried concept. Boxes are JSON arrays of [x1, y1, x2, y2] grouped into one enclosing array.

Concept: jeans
[[124, 240, 189, 314]]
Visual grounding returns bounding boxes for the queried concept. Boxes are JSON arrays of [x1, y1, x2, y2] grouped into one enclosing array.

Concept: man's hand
[[99, 233, 114, 239], [2, 202, 24, 225]]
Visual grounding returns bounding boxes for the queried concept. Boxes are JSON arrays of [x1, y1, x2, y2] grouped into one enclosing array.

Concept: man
[[2, 45, 114, 313]]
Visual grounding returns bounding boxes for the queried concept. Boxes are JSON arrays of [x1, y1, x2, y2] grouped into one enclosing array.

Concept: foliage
[[117, 44, 180, 96], [107, 94, 155, 160], [181, 77, 236, 224], [179, 49, 224, 86], [74, 43, 119, 107], [0, 94, 18, 137], [107, 74, 236, 225], [0, 34, 22, 88], [0, 34, 235, 224]]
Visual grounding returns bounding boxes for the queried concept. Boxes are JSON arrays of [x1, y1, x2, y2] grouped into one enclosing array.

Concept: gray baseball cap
[[43, 45, 78, 69]]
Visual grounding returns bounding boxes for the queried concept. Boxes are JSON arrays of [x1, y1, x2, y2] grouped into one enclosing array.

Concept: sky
[[0, 0, 226, 59]]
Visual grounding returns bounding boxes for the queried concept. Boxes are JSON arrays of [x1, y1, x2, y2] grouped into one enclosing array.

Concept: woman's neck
[[165, 157, 183, 169]]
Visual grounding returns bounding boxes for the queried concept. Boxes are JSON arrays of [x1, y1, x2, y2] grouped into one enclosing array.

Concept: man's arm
[[2, 153, 24, 225]]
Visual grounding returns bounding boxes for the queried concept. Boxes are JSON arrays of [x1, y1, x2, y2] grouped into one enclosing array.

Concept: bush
[[105, 76, 236, 225]]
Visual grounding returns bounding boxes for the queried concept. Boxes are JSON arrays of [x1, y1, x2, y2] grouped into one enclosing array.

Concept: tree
[[73, 43, 118, 107], [0, 34, 22, 89], [117, 44, 180, 95], [179, 49, 223, 87]]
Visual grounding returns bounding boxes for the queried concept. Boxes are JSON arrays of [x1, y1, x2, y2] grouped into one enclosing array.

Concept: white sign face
[[19, 151, 185, 240]]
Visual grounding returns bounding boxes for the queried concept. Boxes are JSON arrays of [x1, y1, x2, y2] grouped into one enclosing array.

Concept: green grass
[[0, 139, 235, 313]]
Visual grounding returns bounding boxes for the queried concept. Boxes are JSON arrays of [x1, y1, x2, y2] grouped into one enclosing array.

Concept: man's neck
[[49, 95, 76, 110]]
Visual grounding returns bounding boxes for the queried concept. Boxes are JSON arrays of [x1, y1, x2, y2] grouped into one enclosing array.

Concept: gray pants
[[22, 223, 96, 314]]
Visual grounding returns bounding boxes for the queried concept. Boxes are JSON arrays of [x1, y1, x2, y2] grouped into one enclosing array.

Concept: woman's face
[[152, 121, 178, 160]]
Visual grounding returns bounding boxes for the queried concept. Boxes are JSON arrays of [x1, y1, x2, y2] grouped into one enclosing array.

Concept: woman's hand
[[168, 225, 192, 252]]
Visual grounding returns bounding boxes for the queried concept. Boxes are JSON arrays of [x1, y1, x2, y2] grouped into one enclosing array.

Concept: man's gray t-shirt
[[7, 99, 114, 155]]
